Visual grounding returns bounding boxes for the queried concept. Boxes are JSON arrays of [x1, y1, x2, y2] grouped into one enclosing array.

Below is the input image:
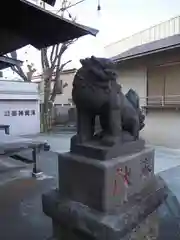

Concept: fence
[[140, 94, 180, 107], [50, 94, 180, 127]]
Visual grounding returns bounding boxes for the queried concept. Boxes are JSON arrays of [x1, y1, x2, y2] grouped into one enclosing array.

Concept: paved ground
[[24, 133, 180, 174], [0, 152, 58, 240], [0, 133, 180, 239], [23, 132, 73, 153], [154, 146, 180, 173]]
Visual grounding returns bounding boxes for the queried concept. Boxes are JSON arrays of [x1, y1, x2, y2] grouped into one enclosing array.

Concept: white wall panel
[[0, 101, 40, 136], [117, 67, 147, 106]]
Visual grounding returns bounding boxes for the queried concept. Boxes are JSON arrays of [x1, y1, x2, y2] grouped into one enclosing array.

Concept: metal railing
[[42, 94, 180, 108], [140, 94, 180, 107]]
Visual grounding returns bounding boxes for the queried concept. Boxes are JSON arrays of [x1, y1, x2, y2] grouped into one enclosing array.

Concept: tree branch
[[59, 60, 72, 72], [10, 66, 21, 76], [11, 65, 29, 81], [41, 0, 78, 131], [48, 38, 76, 103], [50, 60, 72, 103], [41, 48, 52, 81], [47, 43, 68, 77], [50, 45, 56, 64], [10, 51, 17, 59], [27, 64, 36, 81], [8, 51, 30, 81], [42, 48, 49, 69], [58, 0, 85, 13]]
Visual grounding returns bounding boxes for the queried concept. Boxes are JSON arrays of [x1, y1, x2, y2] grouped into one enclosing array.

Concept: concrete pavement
[[23, 132, 73, 153], [0, 150, 58, 240], [0, 177, 54, 240], [23, 133, 180, 174], [155, 146, 180, 173]]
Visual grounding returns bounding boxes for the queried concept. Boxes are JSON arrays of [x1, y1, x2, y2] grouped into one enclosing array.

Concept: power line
[[39, 0, 101, 14], [58, 0, 101, 13], [58, 0, 86, 12]]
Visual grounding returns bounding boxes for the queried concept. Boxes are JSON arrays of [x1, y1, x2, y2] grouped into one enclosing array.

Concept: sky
[[3, 0, 180, 79]]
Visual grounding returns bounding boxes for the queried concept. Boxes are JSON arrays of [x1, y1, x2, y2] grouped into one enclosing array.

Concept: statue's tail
[[125, 89, 145, 131], [125, 89, 139, 109]]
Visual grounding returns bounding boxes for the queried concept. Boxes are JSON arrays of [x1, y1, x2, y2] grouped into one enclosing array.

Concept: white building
[[34, 68, 76, 105], [0, 80, 40, 136], [33, 68, 76, 124], [105, 15, 180, 148]]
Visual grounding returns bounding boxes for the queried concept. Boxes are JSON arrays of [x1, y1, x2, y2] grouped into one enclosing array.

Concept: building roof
[[0, 56, 23, 70], [112, 34, 180, 63], [32, 68, 77, 81], [0, 0, 98, 55]]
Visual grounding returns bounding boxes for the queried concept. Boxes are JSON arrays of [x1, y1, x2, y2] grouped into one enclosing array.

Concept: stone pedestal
[[58, 147, 154, 212], [42, 145, 167, 240]]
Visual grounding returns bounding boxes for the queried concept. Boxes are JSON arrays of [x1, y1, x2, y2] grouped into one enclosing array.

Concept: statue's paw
[[71, 134, 78, 144], [94, 131, 104, 139], [101, 135, 121, 146], [122, 131, 134, 142]]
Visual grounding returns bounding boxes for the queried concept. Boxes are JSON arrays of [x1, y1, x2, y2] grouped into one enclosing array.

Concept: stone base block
[[58, 147, 154, 212], [42, 176, 168, 240], [52, 222, 94, 240], [70, 137, 145, 160]]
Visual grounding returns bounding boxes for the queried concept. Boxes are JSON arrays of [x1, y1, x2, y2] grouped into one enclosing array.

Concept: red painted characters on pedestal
[[141, 158, 152, 180], [113, 166, 131, 202]]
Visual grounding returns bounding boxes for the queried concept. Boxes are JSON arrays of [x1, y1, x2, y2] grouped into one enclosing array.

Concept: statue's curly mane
[[73, 56, 116, 90]]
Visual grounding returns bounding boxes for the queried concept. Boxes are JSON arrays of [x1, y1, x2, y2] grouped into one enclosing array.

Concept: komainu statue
[[71, 56, 145, 146]]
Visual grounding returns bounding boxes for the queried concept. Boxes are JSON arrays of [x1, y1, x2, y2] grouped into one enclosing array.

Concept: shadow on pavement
[[0, 150, 58, 240], [0, 176, 55, 240]]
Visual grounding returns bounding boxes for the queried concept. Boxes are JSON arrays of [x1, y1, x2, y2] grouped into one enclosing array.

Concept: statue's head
[[90, 56, 115, 69], [79, 56, 117, 82]]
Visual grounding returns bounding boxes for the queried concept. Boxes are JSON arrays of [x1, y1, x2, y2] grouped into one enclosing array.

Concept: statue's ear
[[91, 56, 99, 64], [91, 56, 101, 66], [80, 59, 84, 65]]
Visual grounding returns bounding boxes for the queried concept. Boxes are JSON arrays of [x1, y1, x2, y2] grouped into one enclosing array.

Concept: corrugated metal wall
[[105, 16, 180, 58]]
